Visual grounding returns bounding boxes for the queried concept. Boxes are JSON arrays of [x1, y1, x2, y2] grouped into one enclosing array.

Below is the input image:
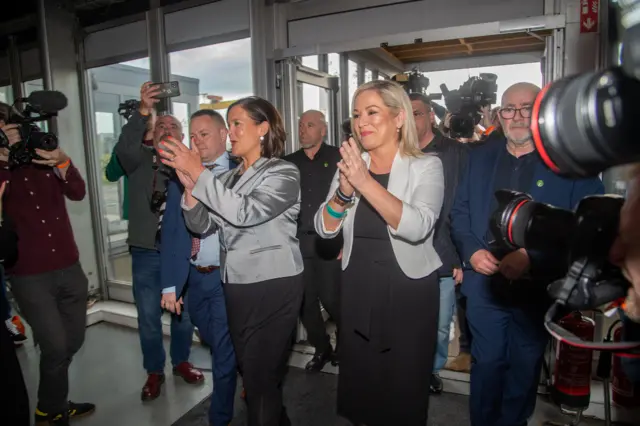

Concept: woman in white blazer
[[314, 80, 444, 426]]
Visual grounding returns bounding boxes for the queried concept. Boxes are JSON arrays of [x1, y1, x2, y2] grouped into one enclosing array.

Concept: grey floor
[[16, 322, 607, 426]]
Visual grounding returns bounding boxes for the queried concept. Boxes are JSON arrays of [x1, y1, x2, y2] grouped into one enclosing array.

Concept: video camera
[[440, 73, 497, 139], [0, 90, 67, 167], [391, 69, 447, 118], [118, 99, 140, 120], [489, 0, 640, 352]]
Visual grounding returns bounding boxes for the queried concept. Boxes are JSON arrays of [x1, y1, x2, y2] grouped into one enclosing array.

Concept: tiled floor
[[16, 322, 213, 426], [14, 321, 613, 426]]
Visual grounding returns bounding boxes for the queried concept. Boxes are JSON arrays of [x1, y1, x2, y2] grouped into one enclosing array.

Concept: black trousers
[[455, 286, 472, 354], [300, 256, 341, 353], [225, 274, 303, 426], [1, 322, 30, 425], [10, 262, 88, 414]]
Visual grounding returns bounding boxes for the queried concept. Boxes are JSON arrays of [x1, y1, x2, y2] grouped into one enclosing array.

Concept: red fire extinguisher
[[612, 325, 640, 408], [551, 311, 596, 409]]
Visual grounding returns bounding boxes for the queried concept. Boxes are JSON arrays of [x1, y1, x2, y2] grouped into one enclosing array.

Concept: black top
[[354, 172, 391, 240], [284, 143, 341, 234], [422, 133, 469, 276]]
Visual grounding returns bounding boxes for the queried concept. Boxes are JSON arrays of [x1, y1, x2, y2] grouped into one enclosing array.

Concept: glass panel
[[301, 55, 319, 70], [348, 60, 358, 113], [171, 101, 190, 146], [169, 37, 253, 152], [87, 58, 151, 284], [328, 53, 340, 77], [365, 69, 373, 82], [0, 86, 13, 104]]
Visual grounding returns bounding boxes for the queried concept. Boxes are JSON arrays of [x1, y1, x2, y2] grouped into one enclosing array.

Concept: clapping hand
[[158, 136, 204, 190], [336, 138, 369, 193]]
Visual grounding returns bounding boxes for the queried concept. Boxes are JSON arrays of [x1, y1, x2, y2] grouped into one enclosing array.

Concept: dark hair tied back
[[226, 96, 287, 158]]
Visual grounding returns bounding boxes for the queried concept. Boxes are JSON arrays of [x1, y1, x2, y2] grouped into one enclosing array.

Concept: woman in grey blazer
[[159, 96, 303, 426], [315, 80, 445, 426]]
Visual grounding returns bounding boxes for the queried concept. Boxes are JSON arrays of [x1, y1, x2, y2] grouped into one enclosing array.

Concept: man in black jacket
[[0, 180, 30, 426], [410, 93, 468, 392]]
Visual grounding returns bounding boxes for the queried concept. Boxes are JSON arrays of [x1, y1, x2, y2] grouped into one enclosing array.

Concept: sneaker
[[5, 317, 27, 345], [35, 401, 95, 424]]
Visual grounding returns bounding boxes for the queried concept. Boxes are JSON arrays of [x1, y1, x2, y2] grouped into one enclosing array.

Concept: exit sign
[[580, 0, 599, 33]]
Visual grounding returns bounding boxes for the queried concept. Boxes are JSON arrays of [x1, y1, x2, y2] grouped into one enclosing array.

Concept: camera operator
[[610, 164, 640, 384], [450, 82, 604, 426], [0, 103, 94, 426], [113, 82, 203, 401]]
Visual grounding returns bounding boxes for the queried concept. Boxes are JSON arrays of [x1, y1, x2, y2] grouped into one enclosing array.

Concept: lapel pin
[[537, 179, 544, 187]]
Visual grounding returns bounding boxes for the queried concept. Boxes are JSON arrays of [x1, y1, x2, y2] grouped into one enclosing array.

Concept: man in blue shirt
[[451, 82, 604, 426], [160, 109, 237, 426]]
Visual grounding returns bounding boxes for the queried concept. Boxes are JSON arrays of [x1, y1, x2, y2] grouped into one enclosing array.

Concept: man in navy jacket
[[450, 82, 604, 426], [160, 110, 237, 426]]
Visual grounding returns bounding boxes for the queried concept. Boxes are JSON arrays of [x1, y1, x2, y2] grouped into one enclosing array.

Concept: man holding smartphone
[[114, 82, 203, 401]]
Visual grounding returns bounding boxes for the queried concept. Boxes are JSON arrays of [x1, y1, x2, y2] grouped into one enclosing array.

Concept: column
[[36, 0, 100, 292]]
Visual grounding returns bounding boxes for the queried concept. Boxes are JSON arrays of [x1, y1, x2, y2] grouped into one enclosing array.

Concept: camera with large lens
[[392, 69, 447, 118], [118, 99, 140, 120], [440, 73, 498, 139], [0, 90, 67, 168]]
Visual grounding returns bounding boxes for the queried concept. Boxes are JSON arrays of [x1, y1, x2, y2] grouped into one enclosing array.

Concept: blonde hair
[[350, 80, 423, 157]]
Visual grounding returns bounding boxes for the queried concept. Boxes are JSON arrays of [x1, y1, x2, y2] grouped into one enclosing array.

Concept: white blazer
[[314, 150, 445, 279]]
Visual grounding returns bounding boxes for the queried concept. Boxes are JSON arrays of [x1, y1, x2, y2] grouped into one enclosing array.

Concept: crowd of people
[[1, 76, 639, 426]]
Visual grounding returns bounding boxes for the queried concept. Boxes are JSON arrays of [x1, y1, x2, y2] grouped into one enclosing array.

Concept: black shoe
[[67, 401, 95, 419], [430, 374, 443, 394], [35, 402, 94, 425], [305, 349, 331, 372], [35, 410, 69, 425]]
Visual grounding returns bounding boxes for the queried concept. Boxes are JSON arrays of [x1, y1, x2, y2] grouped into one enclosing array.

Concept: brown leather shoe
[[173, 362, 205, 384], [141, 373, 165, 401]]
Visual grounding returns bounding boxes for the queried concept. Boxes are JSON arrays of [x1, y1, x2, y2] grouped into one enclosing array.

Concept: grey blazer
[[182, 157, 304, 284]]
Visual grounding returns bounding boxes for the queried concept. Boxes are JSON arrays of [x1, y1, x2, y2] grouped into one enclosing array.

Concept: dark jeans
[[1, 265, 11, 320], [10, 262, 88, 414], [225, 274, 303, 426], [187, 266, 236, 426], [300, 255, 341, 353], [130, 246, 194, 373]]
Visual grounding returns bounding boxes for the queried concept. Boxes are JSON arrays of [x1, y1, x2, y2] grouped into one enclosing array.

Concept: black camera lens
[[492, 189, 575, 253], [531, 67, 640, 178]]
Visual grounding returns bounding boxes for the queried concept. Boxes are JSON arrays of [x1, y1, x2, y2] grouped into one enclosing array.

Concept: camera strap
[[544, 303, 640, 354]]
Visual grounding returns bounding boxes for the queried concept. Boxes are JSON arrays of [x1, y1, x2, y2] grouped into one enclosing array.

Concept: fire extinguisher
[[612, 325, 640, 408], [551, 311, 596, 409]]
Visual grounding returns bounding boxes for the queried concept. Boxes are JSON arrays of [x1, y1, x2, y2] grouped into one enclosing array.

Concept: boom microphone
[[23, 90, 68, 113]]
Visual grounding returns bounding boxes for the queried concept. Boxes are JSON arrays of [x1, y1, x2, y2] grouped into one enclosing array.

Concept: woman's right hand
[[338, 171, 355, 197]]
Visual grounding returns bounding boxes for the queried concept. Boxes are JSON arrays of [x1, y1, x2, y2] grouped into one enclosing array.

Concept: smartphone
[[151, 81, 181, 99]]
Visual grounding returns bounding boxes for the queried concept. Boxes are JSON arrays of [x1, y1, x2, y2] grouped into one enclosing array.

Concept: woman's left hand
[[159, 137, 205, 184], [337, 138, 370, 192]]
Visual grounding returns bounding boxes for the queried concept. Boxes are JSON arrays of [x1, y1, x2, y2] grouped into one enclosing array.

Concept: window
[[301, 55, 319, 69], [169, 37, 253, 152], [365, 69, 373, 83], [172, 101, 190, 145], [87, 58, 151, 284], [328, 53, 340, 77], [0, 86, 12, 104], [348, 60, 358, 112]]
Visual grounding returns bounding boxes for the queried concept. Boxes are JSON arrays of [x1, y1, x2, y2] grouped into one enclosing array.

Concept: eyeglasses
[[499, 106, 533, 120]]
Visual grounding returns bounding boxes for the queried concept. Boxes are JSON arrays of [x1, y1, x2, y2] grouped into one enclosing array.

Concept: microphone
[[24, 90, 68, 113]]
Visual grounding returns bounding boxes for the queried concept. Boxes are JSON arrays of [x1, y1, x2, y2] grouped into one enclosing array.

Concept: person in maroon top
[[0, 102, 95, 426]]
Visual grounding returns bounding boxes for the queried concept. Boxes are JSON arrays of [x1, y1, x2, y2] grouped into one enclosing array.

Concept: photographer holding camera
[[0, 102, 94, 426], [450, 83, 604, 426]]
